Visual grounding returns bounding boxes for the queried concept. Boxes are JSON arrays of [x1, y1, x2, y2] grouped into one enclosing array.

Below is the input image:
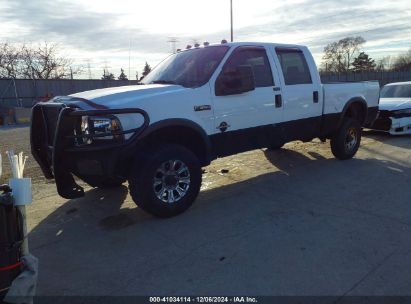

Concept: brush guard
[[31, 103, 149, 199]]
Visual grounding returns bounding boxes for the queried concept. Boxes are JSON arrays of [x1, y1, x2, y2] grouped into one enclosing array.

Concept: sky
[[1, 0, 410, 79]]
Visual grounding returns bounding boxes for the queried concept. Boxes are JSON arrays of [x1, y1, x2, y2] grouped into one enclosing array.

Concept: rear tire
[[331, 118, 361, 160], [128, 144, 202, 218]]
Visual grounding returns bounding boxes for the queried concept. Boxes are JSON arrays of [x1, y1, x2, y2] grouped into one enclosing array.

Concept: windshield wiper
[[151, 80, 177, 85]]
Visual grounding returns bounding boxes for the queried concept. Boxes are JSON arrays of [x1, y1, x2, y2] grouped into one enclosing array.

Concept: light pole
[[128, 38, 131, 79], [230, 0, 234, 42]]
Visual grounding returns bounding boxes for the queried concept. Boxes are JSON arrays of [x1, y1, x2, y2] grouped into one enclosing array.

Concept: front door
[[210, 45, 283, 157]]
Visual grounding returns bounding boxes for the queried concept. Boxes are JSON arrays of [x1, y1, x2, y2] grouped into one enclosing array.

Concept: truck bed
[[322, 81, 380, 116]]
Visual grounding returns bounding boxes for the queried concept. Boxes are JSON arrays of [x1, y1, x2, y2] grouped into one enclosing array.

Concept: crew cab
[[31, 42, 379, 217]]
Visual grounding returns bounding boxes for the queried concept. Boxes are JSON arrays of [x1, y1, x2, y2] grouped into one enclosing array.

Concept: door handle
[[275, 94, 282, 108], [313, 91, 319, 103]]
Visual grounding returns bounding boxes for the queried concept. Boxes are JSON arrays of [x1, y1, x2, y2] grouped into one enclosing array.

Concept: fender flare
[[338, 97, 368, 127], [136, 118, 212, 164]]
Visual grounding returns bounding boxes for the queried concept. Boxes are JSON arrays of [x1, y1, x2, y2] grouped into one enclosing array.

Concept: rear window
[[276, 48, 312, 85], [381, 84, 411, 98]]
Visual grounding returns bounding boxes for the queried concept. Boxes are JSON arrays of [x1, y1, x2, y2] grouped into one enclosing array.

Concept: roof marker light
[[204, 42, 210, 46], [221, 39, 228, 44], [186, 45, 192, 49]]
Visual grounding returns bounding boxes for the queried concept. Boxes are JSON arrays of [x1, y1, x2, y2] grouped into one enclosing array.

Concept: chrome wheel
[[153, 160, 191, 204], [345, 127, 358, 151]]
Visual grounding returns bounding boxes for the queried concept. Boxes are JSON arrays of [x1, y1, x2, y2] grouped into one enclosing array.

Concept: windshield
[[381, 84, 411, 98], [142, 46, 230, 88]]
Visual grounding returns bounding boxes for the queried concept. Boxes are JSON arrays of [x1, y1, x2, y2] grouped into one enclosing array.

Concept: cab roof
[[219, 41, 307, 49]]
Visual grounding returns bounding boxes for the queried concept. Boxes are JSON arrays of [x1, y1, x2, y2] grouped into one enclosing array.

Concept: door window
[[218, 46, 274, 88], [276, 48, 312, 85]]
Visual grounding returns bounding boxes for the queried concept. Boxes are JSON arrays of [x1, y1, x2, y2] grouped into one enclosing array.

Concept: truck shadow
[[27, 149, 411, 295]]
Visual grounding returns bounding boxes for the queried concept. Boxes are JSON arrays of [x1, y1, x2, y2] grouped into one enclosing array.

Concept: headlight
[[77, 116, 123, 145]]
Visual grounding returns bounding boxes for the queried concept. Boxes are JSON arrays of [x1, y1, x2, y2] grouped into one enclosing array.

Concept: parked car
[[31, 41, 379, 217], [371, 81, 411, 135]]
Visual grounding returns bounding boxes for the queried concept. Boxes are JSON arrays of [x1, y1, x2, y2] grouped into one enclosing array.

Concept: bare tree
[[19, 42, 82, 79], [1, 42, 83, 79], [375, 56, 393, 71], [322, 36, 366, 72], [0, 43, 21, 78], [393, 48, 411, 71]]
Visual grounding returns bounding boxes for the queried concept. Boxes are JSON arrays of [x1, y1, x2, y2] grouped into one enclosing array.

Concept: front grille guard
[[31, 103, 150, 199]]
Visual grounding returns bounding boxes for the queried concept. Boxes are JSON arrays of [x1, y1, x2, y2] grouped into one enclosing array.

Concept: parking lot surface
[[1, 127, 410, 296]]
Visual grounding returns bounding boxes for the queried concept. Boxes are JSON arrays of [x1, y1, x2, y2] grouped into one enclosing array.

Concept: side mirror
[[215, 65, 255, 96]]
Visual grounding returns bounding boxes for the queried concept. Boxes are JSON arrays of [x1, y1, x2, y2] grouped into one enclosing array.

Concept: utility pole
[[87, 61, 92, 79], [128, 38, 131, 78], [230, 0, 234, 42]]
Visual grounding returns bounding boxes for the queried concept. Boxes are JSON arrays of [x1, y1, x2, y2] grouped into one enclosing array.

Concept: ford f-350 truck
[[31, 42, 379, 217]]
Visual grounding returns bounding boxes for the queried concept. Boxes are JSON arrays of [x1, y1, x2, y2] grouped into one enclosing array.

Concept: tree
[[322, 36, 366, 72], [1, 42, 82, 79], [101, 69, 115, 80], [118, 68, 128, 80], [375, 56, 393, 72], [20, 43, 82, 79], [352, 52, 376, 72], [393, 48, 411, 71], [0, 43, 20, 78], [142, 62, 151, 78]]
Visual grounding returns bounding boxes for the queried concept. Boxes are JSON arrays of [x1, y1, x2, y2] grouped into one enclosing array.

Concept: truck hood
[[68, 84, 187, 109], [379, 98, 411, 111]]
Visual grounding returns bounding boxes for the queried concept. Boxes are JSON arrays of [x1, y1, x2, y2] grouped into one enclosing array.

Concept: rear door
[[272, 47, 323, 141]]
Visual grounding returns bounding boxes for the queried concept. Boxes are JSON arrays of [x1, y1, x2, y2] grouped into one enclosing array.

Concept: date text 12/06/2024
[[149, 296, 258, 303]]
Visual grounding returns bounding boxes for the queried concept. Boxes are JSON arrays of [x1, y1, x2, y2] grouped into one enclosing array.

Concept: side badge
[[217, 121, 230, 132], [194, 105, 211, 112]]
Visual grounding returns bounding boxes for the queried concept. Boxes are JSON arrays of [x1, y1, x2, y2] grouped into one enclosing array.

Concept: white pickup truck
[[31, 42, 379, 217]]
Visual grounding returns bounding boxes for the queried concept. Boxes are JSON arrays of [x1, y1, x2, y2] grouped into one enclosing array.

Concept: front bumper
[[30, 102, 149, 199], [388, 116, 411, 135], [371, 109, 411, 135]]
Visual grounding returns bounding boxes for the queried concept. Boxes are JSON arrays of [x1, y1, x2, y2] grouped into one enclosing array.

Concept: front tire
[[331, 118, 361, 160], [128, 144, 202, 218]]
